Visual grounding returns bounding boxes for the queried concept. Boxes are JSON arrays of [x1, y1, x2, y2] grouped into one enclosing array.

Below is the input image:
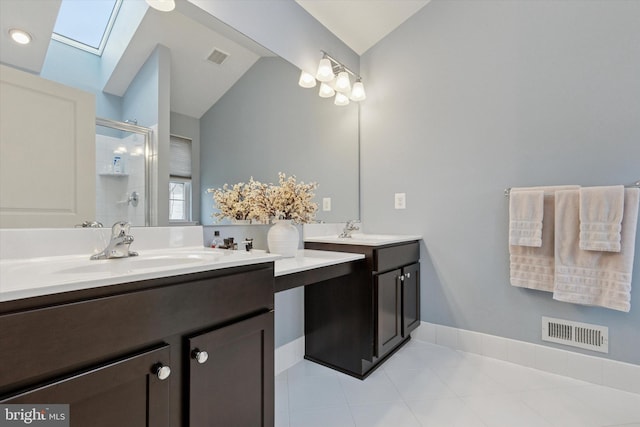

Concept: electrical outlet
[[394, 193, 406, 209], [322, 197, 331, 211]]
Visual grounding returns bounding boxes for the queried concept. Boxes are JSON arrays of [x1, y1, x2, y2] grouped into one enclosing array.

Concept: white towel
[[509, 189, 544, 247], [553, 188, 639, 312], [579, 185, 625, 252], [509, 186, 580, 292]]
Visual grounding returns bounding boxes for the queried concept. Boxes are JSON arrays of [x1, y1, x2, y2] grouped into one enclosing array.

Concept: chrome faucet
[[339, 220, 360, 238], [91, 221, 138, 260]]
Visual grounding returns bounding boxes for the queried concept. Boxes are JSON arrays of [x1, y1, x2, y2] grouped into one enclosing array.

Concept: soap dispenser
[[210, 230, 223, 248]]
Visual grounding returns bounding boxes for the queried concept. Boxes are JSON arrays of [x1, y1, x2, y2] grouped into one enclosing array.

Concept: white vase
[[267, 220, 299, 257]]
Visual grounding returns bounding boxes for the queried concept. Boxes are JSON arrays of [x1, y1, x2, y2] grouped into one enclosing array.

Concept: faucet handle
[[111, 221, 131, 237], [347, 220, 360, 229]]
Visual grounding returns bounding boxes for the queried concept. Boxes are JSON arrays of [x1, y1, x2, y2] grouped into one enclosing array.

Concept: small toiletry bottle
[[211, 230, 223, 248], [113, 155, 123, 174]]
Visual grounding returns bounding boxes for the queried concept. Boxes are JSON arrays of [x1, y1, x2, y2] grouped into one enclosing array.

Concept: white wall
[[360, 0, 640, 364]]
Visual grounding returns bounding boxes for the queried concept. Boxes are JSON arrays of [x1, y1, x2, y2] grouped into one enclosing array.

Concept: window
[[169, 179, 191, 222], [52, 0, 122, 56], [169, 135, 193, 222]]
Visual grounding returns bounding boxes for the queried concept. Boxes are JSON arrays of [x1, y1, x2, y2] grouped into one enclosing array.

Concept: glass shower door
[[95, 118, 153, 227]]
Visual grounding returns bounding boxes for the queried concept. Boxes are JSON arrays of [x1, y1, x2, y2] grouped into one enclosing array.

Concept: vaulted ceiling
[[0, 0, 429, 118]]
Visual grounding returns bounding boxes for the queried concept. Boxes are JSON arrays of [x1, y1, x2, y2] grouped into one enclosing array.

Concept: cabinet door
[[375, 269, 403, 358], [1, 345, 170, 427], [188, 311, 274, 427], [402, 263, 420, 335]]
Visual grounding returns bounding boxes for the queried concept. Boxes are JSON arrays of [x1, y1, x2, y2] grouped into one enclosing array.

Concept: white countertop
[[0, 247, 366, 302], [304, 233, 422, 246], [0, 247, 281, 302], [274, 249, 364, 277]]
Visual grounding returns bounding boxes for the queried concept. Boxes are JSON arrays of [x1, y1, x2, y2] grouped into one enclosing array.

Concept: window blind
[[169, 135, 192, 178]]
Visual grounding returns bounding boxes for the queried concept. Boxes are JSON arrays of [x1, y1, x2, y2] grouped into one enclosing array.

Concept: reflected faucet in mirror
[[91, 221, 138, 260], [339, 220, 360, 238], [75, 221, 104, 228]]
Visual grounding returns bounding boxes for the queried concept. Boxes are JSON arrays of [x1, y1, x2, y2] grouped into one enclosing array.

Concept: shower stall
[[95, 118, 155, 227]]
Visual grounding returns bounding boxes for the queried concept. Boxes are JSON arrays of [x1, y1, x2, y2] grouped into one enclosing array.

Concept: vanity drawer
[[0, 265, 274, 393], [373, 241, 419, 272]]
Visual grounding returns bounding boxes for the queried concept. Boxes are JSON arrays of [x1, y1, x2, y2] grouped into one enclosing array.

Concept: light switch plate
[[322, 197, 331, 211], [394, 193, 406, 209]]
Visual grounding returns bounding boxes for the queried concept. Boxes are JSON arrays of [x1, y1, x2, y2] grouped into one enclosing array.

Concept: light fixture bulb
[[316, 58, 335, 82], [334, 92, 350, 106], [318, 82, 335, 98], [298, 70, 317, 88], [9, 29, 32, 45], [335, 71, 351, 93], [145, 0, 175, 12], [350, 80, 366, 101]]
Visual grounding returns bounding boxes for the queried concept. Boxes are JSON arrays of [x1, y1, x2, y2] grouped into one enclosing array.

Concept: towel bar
[[504, 180, 640, 198]]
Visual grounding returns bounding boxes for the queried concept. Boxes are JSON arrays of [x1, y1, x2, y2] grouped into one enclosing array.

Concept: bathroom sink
[[304, 233, 422, 246], [58, 254, 216, 275], [0, 247, 280, 302]]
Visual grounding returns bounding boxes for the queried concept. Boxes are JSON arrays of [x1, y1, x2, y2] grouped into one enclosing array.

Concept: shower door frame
[[96, 117, 155, 227]]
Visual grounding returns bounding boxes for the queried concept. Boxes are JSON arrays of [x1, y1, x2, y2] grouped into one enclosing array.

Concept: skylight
[[52, 0, 122, 56]]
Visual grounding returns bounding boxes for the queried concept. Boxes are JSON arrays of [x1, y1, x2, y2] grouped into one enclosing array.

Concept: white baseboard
[[275, 336, 305, 376], [413, 321, 640, 395]]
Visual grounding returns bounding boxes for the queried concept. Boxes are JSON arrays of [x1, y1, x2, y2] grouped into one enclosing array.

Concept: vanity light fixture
[[9, 28, 32, 45], [145, 0, 175, 12], [350, 79, 366, 102], [315, 56, 335, 82], [334, 92, 350, 106], [318, 82, 335, 98], [299, 50, 366, 106], [298, 70, 317, 88], [335, 70, 351, 93]]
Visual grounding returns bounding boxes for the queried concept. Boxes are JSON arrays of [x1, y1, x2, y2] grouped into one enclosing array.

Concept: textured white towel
[[579, 185, 625, 252], [553, 188, 639, 312], [509, 189, 544, 247], [509, 186, 580, 292]]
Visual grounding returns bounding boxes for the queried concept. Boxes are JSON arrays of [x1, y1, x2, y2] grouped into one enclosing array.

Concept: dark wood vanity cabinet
[[3, 345, 171, 427], [0, 263, 275, 427], [188, 311, 274, 426], [304, 240, 420, 379]]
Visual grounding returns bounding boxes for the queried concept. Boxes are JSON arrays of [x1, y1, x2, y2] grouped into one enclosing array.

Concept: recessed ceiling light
[[9, 29, 32, 45]]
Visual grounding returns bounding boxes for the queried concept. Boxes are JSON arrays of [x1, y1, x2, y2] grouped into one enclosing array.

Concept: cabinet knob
[[406, 272, 411, 279], [192, 349, 209, 364], [153, 364, 171, 380], [399, 275, 405, 281]]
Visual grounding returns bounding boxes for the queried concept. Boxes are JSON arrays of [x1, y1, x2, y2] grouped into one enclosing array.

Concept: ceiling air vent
[[207, 49, 229, 65], [542, 316, 608, 353]]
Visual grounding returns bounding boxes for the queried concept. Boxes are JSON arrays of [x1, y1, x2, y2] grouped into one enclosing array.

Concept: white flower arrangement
[[207, 180, 253, 222], [208, 173, 318, 224]]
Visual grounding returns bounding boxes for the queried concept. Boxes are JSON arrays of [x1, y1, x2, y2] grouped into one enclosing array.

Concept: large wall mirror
[[0, 0, 359, 228]]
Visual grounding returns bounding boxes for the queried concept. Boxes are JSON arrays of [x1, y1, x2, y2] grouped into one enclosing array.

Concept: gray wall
[[360, 0, 640, 364], [199, 56, 359, 224], [122, 47, 159, 128]]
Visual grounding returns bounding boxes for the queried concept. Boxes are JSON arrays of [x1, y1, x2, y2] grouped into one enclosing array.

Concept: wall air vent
[[207, 49, 229, 65], [542, 317, 608, 353]]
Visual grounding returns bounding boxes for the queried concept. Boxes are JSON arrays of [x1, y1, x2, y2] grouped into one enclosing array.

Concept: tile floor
[[275, 339, 640, 427]]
